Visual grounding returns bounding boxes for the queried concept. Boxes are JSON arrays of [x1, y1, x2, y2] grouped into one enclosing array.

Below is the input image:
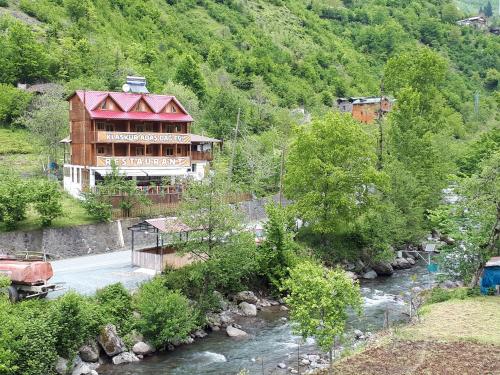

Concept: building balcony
[[191, 151, 213, 161], [92, 131, 191, 144], [95, 156, 190, 168]]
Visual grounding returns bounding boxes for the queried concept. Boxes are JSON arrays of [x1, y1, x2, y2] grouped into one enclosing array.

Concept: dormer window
[[171, 106, 177, 113], [100, 100, 107, 110]]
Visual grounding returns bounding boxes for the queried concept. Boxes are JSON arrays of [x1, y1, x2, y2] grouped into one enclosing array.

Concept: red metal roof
[[69, 90, 193, 122], [90, 110, 193, 122]]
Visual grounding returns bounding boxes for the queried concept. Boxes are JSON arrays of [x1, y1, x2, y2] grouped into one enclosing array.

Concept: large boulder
[[71, 356, 99, 375], [55, 357, 69, 375], [362, 270, 378, 279], [78, 341, 99, 363], [226, 325, 248, 337], [132, 341, 155, 356], [98, 324, 126, 357], [112, 352, 140, 365], [239, 302, 257, 316], [371, 261, 394, 276], [345, 271, 358, 281], [393, 258, 411, 270], [234, 291, 258, 304]]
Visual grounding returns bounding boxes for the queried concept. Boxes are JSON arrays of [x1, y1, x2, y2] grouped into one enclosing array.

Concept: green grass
[[0, 193, 97, 232], [397, 296, 500, 345], [0, 128, 35, 155]]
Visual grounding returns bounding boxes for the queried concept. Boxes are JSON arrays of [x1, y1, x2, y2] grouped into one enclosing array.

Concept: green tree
[[284, 112, 383, 239], [0, 84, 32, 127], [32, 180, 63, 226], [283, 261, 362, 371], [484, 1, 493, 17], [134, 277, 197, 349], [20, 85, 68, 163], [174, 55, 207, 102], [0, 173, 30, 230], [258, 203, 299, 292], [95, 283, 134, 335]]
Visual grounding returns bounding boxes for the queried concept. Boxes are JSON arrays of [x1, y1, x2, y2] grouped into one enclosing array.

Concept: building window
[[191, 163, 197, 172], [97, 146, 106, 155], [97, 122, 113, 131], [136, 146, 144, 156], [165, 147, 174, 156], [76, 168, 80, 184], [146, 145, 154, 155], [100, 100, 107, 110], [171, 106, 177, 113]]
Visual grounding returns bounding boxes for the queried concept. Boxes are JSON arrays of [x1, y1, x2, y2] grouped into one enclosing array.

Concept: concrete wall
[[0, 194, 290, 260], [0, 218, 157, 260]]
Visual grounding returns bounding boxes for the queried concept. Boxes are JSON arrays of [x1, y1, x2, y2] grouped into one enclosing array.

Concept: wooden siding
[[132, 247, 196, 271]]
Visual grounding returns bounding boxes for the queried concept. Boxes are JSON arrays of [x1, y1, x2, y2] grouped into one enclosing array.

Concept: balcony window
[[97, 146, 107, 155], [97, 122, 113, 131], [136, 146, 145, 156], [165, 147, 174, 156], [146, 145, 154, 155]]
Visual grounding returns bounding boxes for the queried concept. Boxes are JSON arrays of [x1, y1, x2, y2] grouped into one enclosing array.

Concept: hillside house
[[336, 96, 393, 124], [62, 79, 220, 198], [457, 16, 487, 29]]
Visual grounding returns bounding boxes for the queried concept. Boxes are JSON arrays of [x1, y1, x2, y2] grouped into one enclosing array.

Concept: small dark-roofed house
[[457, 16, 488, 29], [336, 96, 394, 124]]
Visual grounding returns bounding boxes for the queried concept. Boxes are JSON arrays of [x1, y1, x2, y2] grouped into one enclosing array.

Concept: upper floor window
[[97, 122, 113, 131], [100, 100, 108, 110], [136, 146, 145, 156], [97, 146, 107, 155], [146, 145, 154, 155], [165, 147, 174, 156]]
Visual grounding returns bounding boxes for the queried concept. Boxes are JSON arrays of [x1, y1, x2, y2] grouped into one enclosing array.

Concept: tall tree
[[174, 55, 207, 102], [284, 112, 383, 239], [484, 1, 493, 17], [283, 261, 362, 372], [20, 85, 68, 163]]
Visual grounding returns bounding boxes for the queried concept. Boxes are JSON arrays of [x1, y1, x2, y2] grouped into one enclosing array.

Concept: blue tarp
[[481, 266, 500, 294]]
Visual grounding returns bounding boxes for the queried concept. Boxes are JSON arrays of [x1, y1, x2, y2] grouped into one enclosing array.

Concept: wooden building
[[63, 81, 220, 197], [128, 217, 197, 273], [336, 96, 393, 124]]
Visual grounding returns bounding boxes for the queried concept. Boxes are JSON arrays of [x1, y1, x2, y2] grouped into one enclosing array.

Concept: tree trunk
[[329, 348, 333, 375]]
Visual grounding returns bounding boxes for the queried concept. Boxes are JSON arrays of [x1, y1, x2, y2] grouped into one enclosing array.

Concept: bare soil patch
[[331, 340, 500, 375]]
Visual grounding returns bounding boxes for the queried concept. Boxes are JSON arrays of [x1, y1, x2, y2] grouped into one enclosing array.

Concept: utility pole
[[228, 108, 241, 182], [377, 81, 385, 170], [279, 144, 285, 207]]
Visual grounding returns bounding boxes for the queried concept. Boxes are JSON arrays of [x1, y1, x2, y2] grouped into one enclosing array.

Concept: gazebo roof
[[128, 217, 192, 234]]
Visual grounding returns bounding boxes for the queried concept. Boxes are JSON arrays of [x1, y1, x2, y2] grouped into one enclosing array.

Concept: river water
[[100, 263, 434, 375]]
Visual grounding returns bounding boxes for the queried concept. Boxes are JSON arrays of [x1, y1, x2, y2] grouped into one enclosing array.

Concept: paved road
[[49, 250, 153, 298]]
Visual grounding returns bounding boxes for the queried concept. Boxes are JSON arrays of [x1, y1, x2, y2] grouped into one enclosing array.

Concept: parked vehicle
[[0, 252, 63, 302]]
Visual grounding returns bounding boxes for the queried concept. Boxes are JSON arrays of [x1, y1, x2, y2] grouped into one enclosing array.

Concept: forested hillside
[[0, 0, 498, 256]]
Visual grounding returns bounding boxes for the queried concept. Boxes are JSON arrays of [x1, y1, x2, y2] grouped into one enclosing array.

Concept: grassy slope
[[327, 297, 500, 375]]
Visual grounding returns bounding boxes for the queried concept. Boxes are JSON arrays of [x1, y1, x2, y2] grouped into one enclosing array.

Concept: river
[[100, 263, 434, 375]]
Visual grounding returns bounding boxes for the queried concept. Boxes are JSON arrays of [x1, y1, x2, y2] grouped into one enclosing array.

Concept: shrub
[[0, 174, 30, 230], [49, 292, 101, 358], [32, 179, 63, 226], [424, 287, 470, 305], [95, 283, 134, 335], [135, 277, 198, 348]]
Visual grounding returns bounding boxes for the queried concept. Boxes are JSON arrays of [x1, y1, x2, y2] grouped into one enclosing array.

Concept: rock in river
[[371, 261, 394, 276], [98, 324, 126, 357], [239, 302, 257, 316], [132, 341, 155, 356], [234, 291, 259, 304], [112, 351, 140, 365], [226, 325, 248, 337], [362, 270, 378, 279], [78, 341, 99, 363]]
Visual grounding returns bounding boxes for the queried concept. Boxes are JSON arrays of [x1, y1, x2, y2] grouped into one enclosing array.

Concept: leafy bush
[[424, 287, 470, 305], [95, 283, 134, 335], [49, 292, 102, 359], [134, 277, 198, 349], [0, 84, 32, 127], [0, 174, 30, 230], [32, 179, 64, 226]]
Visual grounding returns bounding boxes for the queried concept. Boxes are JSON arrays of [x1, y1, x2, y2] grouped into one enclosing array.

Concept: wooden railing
[[191, 151, 213, 161]]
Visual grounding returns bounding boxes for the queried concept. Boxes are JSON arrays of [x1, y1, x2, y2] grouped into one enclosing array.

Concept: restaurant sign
[[97, 131, 191, 144], [96, 157, 190, 168]]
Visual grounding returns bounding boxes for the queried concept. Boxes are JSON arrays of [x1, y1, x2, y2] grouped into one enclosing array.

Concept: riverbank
[[325, 296, 500, 375], [98, 263, 435, 375]]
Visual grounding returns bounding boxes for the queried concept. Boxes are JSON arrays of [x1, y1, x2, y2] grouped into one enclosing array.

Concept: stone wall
[[0, 195, 290, 260], [0, 218, 157, 260]]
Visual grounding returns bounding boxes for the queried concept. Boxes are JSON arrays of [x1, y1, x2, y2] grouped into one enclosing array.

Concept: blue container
[[427, 263, 439, 273]]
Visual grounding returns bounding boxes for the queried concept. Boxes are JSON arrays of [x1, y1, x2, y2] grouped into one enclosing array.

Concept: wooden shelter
[[128, 217, 196, 273]]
